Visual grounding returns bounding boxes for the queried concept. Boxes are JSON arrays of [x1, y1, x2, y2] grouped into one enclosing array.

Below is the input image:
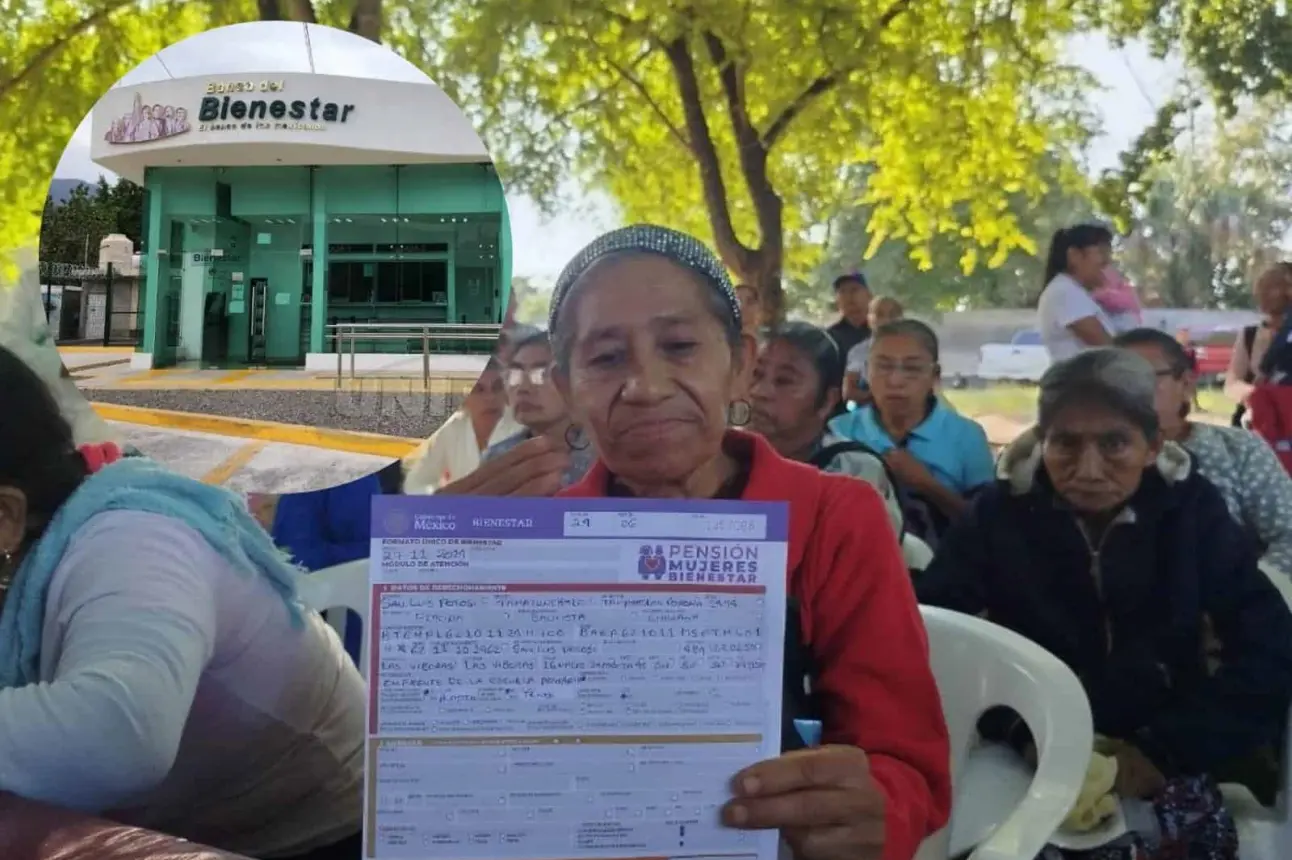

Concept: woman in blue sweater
[[0, 344, 365, 859]]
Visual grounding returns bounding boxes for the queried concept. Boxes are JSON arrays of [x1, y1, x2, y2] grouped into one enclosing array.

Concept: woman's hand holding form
[[437, 436, 569, 497], [722, 746, 887, 860]]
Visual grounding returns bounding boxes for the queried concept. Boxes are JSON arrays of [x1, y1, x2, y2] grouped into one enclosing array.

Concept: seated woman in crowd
[[917, 349, 1292, 857], [543, 224, 951, 860], [829, 320, 995, 544], [0, 345, 365, 860], [404, 356, 521, 492], [842, 295, 904, 406], [1225, 263, 1292, 413], [747, 321, 903, 537], [1115, 327, 1292, 578], [482, 329, 595, 488]]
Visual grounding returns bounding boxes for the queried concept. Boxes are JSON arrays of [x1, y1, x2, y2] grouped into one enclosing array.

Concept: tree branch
[[662, 36, 753, 272], [257, 0, 282, 20], [601, 50, 690, 150], [552, 44, 650, 129], [703, 31, 781, 259], [348, 0, 383, 41], [0, 0, 136, 101], [760, 0, 915, 148], [280, 0, 318, 24]]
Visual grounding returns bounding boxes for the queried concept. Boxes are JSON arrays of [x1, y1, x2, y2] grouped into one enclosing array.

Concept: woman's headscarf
[[548, 224, 741, 333]]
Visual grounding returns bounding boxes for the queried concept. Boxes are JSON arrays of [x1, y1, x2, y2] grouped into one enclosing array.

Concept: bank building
[[88, 71, 511, 372]]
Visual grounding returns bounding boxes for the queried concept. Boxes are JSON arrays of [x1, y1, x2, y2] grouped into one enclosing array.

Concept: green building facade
[[138, 163, 511, 369]]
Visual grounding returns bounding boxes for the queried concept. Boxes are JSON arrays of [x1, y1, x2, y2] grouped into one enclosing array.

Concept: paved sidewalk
[[111, 421, 400, 493]]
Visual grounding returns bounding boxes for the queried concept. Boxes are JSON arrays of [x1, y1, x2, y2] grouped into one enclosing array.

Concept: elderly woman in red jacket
[[542, 224, 951, 860]]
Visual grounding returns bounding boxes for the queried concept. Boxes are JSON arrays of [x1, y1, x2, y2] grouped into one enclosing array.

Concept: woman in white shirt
[[1036, 224, 1115, 360], [403, 358, 521, 492]]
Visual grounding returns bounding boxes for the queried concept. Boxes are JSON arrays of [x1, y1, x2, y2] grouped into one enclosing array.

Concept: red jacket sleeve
[[798, 476, 952, 860]]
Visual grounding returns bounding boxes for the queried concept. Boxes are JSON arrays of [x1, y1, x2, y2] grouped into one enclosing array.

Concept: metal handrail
[[326, 322, 502, 385]]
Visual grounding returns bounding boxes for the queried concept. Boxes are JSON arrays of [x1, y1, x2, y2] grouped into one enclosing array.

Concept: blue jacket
[[272, 473, 381, 572], [272, 466, 398, 663], [917, 430, 1292, 777]]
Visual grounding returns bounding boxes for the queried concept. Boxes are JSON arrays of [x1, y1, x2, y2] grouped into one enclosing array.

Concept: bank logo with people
[[103, 93, 191, 145]]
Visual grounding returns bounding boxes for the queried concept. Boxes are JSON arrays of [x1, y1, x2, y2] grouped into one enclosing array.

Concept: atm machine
[[247, 278, 268, 365]]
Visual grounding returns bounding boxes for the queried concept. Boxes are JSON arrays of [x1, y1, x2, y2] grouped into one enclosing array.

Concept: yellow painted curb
[[201, 440, 269, 485], [58, 346, 135, 354], [86, 378, 474, 393], [90, 402, 422, 458]]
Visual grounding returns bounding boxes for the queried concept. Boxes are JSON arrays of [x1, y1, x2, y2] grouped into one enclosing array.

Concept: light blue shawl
[[0, 457, 305, 687]]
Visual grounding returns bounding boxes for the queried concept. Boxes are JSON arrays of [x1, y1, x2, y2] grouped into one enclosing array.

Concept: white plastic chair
[[297, 558, 371, 679], [903, 533, 935, 571], [1225, 563, 1292, 860], [914, 606, 1094, 860]]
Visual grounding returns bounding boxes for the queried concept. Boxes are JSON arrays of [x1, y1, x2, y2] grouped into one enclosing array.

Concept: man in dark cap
[[827, 272, 873, 361]]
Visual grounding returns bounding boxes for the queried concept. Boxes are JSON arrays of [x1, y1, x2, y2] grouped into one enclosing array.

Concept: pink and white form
[[364, 496, 789, 860]]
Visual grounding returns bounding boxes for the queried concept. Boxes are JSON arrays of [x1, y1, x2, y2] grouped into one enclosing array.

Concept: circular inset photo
[[40, 22, 514, 494]]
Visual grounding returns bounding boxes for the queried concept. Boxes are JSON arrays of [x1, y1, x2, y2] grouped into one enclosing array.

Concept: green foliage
[[40, 176, 146, 265], [0, 0, 394, 267], [797, 157, 1098, 317], [510, 275, 554, 326], [1105, 0, 1292, 113], [0, 1, 217, 263], [422, 0, 1100, 317], [1091, 96, 1200, 233], [1119, 102, 1292, 309]]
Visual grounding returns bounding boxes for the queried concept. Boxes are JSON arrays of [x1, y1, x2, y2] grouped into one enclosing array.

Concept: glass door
[[200, 267, 232, 368]]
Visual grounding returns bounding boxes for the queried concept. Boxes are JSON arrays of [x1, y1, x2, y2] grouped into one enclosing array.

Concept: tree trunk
[[348, 0, 384, 41], [735, 246, 784, 326]]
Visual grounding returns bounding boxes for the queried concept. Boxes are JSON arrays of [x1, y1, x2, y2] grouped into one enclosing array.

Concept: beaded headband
[[547, 224, 741, 332]]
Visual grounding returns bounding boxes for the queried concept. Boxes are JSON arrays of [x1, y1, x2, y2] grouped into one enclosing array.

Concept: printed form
[[364, 495, 789, 860]]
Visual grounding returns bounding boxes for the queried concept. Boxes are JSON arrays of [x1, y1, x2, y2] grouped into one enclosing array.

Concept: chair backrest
[[297, 559, 371, 680], [914, 606, 1093, 860]]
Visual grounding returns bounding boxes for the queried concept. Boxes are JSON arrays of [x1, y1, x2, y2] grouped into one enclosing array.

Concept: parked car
[[1182, 327, 1238, 386], [977, 329, 1051, 382]]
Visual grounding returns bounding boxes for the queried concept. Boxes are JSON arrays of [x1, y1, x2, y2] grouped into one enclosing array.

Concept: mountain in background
[[47, 178, 92, 204]]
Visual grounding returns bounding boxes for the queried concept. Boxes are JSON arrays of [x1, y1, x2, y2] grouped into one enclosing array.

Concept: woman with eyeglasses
[[482, 329, 595, 489], [747, 322, 903, 537], [828, 320, 994, 544], [1115, 327, 1292, 579], [403, 357, 522, 493], [917, 349, 1292, 858]]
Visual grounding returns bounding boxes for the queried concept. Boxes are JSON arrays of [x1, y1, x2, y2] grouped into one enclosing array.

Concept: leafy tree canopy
[[794, 155, 1098, 317], [1119, 100, 1292, 309], [426, 0, 1101, 316], [0, 0, 397, 266], [40, 175, 146, 266], [1104, 0, 1292, 113]]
